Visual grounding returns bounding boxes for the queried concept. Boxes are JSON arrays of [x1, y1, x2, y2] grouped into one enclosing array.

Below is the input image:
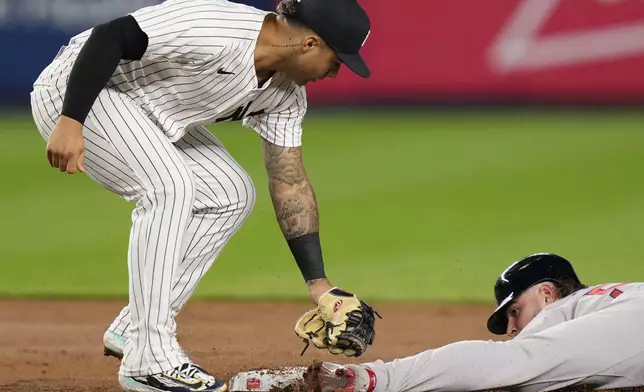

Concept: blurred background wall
[[2, 0, 644, 107], [306, 0, 644, 106]]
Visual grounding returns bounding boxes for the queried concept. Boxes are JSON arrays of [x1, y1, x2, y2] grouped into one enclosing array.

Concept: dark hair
[[552, 278, 587, 298], [276, 0, 309, 30]]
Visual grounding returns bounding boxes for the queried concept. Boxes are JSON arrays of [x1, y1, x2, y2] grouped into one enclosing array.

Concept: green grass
[[2, 108, 644, 303]]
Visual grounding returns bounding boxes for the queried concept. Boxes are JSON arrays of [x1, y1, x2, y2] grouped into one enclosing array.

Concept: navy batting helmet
[[486, 252, 583, 335]]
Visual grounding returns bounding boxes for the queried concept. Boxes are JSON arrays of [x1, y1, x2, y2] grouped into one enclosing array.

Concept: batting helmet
[[486, 252, 583, 335]]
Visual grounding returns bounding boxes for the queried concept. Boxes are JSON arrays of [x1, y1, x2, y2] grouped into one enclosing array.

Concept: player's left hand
[[295, 288, 381, 357]]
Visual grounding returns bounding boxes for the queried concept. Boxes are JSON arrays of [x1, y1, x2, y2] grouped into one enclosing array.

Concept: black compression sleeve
[[287, 232, 327, 282], [61, 15, 148, 124]]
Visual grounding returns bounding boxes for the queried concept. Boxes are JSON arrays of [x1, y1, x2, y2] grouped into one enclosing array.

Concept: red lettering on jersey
[[610, 288, 624, 299], [585, 283, 627, 299]]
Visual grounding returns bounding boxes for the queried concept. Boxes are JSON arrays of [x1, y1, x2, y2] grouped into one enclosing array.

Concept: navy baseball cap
[[294, 0, 371, 78], [487, 253, 583, 335]]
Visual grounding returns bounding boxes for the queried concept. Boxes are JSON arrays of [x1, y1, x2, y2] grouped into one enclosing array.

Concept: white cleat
[[103, 330, 125, 359], [119, 363, 228, 392]]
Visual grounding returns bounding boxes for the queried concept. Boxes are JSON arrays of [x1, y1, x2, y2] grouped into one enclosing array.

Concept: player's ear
[[302, 35, 321, 52], [540, 283, 558, 304]]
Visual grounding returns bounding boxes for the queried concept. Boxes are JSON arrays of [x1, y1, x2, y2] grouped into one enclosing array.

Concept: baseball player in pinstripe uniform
[[30, 0, 379, 391]]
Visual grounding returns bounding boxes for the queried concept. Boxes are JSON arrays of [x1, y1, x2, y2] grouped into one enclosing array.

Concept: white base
[[228, 366, 308, 392]]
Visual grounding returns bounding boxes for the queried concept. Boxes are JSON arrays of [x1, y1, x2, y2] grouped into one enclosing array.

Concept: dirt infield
[[1, 300, 640, 392], [0, 299, 497, 391]]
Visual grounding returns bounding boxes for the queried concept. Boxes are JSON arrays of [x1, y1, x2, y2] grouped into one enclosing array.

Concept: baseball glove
[[294, 288, 381, 357]]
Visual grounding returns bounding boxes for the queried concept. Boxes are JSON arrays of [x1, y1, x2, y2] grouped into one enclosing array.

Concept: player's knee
[[197, 163, 254, 216], [228, 167, 256, 215], [152, 167, 197, 207]]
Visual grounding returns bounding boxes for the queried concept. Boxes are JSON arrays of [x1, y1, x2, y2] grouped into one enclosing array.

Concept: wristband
[[287, 232, 326, 282]]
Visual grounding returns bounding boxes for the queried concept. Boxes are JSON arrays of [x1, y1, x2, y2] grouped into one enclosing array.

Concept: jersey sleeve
[[243, 84, 307, 147], [129, 0, 264, 61]]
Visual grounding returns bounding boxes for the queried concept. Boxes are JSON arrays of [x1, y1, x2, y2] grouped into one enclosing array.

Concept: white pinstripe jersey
[[35, 0, 307, 147]]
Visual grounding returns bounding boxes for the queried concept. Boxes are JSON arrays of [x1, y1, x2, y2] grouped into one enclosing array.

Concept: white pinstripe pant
[[31, 86, 256, 377]]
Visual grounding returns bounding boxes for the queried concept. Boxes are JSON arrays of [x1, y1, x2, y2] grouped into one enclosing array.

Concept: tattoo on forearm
[[263, 141, 319, 239]]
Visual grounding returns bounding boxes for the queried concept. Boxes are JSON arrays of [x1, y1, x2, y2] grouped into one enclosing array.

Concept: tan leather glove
[[294, 308, 328, 352], [294, 288, 381, 357]]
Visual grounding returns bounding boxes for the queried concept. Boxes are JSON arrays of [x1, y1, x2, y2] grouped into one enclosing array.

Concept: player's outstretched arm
[[262, 139, 379, 358], [261, 139, 333, 303]]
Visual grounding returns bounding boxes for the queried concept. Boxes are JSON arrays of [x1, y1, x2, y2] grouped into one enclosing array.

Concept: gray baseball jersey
[[363, 282, 644, 392], [31, 0, 306, 378]]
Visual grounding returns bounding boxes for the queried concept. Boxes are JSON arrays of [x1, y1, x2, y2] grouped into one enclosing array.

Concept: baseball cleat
[[119, 363, 228, 392], [103, 330, 125, 359], [304, 362, 377, 392]]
